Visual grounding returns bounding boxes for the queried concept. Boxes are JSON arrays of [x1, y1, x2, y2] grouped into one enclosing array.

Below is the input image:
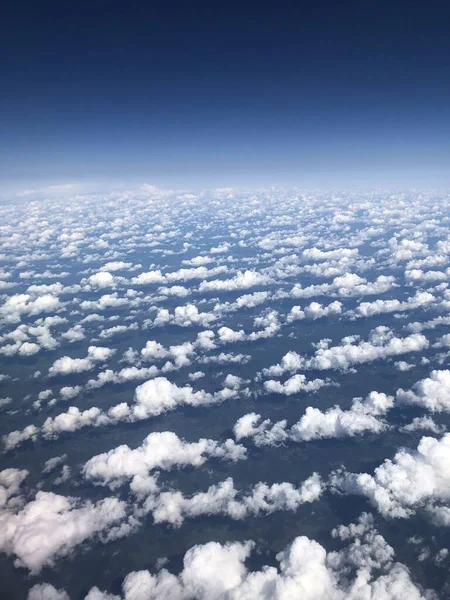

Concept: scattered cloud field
[[1, 186, 450, 598]]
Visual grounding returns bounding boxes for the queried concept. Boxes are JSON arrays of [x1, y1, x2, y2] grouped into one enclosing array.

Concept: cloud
[[0, 486, 127, 572], [79, 513, 428, 599], [5, 376, 249, 448], [131, 377, 214, 420], [27, 583, 69, 600], [48, 346, 116, 376], [152, 304, 216, 328], [264, 374, 329, 395], [146, 473, 323, 527], [287, 301, 343, 322], [0, 468, 29, 508], [332, 433, 450, 519], [290, 391, 393, 441], [234, 413, 289, 447], [287, 273, 396, 300], [87, 272, 117, 289], [263, 327, 428, 376], [0, 294, 62, 324], [348, 291, 435, 319], [235, 391, 393, 446], [82, 432, 246, 488], [396, 370, 450, 412], [199, 270, 272, 292]]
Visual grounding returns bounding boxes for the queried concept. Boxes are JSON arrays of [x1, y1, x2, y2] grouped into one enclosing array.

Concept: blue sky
[[1, 0, 450, 189]]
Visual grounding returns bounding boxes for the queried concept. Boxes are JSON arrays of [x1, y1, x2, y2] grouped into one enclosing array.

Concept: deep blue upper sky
[[2, 0, 450, 188]]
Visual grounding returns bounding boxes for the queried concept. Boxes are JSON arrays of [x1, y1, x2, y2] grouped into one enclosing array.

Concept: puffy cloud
[[28, 583, 69, 600], [348, 291, 435, 319], [6, 375, 248, 448], [234, 413, 289, 447], [146, 473, 323, 527], [0, 294, 61, 324], [131, 270, 165, 285], [217, 326, 246, 343], [131, 377, 214, 420], [199, 270, 272, 292], [0, 468, 28, 508], [61, 325, 86, 342], [405, 269, 448, 282], [48, 346, 116, 376], [80, 293, 130, 311], [287, 301, 343, 322], [290, 392, 393, 442], [40, 407, 110, 439], [264, 374, 329, 395], [87, 272, 117, 289], [302, 247, 359, 262], [43, 454, 68, 474], [235, 392, 393, 447], [396, 370, 450, 412], [399, 416, 444, 434], [3, 425, 39, 451], [0, 490, 127, 572], [332, 433, 450, 519], [59, 385, 82, 400], [100, 261, 133, 272], [263, 327, 428, 376], [288, 273, 396, 300], [132, 266, 228, 286], [0, 396, 12, 409], [152, 304, 216, 328], [82, 432, 246, 488], [82, 514, 428, 599]]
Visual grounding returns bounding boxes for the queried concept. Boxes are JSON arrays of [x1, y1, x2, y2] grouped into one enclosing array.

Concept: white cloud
[[146, 473, 323, 527], [397, 370, 450, 412], [152, 304, 216, 328], [0, 490, 127, 572], [264, 374, 329, 395], [81, 513, 428, 599], [0, 294, 62, 324], [28, 583, 69, 600], [82, 431, 246, 488], [332, 433, 450, 519], [348, 291, 435, 319], [263, 327, 428, 376], [287, 301, 343, 322], [48, 346, 116, 376], [235, 391, 393, 447], [199, 270, 272, 292]]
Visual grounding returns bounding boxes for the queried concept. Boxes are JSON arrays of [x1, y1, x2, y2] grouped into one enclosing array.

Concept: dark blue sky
[[2, 0, 450, 189]]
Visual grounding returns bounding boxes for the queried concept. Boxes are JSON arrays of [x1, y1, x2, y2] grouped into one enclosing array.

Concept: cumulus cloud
[[287, 273, 396, 300], [199, 270, 272, 292], [287, 301, 343, 322], [145, 473, 323, 527], [396, 370, 450, 412], [28, 584, 69, 600], [332, 433, 450, 519], [87, 272, 118, 289], [152, 304, 216, 328], [48, 346, 116, 376], [235, 391, 393, 447], [0, 294, 62, 324], [290, 391, 393, 441], [78, 513, 428, 600], [0, 486, 127, 572], [348, 291, 435, 319], [82, 432, 246, 488], [264, 374, 329, 395], [5, 376, 248, 448], [263, 327, 428, 376]]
